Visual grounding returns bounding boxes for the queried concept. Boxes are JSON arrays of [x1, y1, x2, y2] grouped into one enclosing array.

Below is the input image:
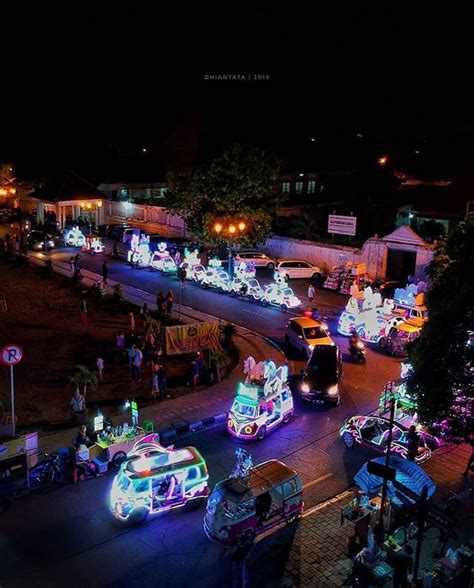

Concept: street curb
[[158, 412, 228, 444]]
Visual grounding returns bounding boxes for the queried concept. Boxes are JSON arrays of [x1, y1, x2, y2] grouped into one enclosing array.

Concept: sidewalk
[[33, 253, 285, 452], [244, 443, 473, 587]]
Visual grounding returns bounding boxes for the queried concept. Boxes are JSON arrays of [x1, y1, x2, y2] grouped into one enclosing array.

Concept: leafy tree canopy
[[165, 143, 283, 246], [406, 218, 474, 435]]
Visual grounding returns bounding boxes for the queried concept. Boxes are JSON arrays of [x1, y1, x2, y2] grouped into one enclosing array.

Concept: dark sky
[[4, 4, 474, 177]]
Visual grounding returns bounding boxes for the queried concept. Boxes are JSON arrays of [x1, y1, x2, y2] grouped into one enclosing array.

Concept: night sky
[[4, 4, 474, 178]]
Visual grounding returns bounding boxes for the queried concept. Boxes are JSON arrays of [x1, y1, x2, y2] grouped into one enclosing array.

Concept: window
[[281, 182, 290, 193], [307, 180, 316, 194], [295, 181, 303, 194], [187, 467, 199, 480], [291, 322, 302, 335], [134, 479, 150, 493]]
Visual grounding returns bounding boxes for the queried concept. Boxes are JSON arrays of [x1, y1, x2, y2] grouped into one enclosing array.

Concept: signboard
[[328, 215, 357, 236], [1, 344, 23, 366], [165, 322, 221, 355]]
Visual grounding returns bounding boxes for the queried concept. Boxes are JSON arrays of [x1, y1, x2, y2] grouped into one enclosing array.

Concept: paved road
[[0, 244, 402, 587]]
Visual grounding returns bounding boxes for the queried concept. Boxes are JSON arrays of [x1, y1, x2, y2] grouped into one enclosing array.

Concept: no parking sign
[[1, 344, 23, 436]]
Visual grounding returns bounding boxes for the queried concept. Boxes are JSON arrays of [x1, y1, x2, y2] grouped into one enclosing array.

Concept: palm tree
[[70, 364, 98, 399]]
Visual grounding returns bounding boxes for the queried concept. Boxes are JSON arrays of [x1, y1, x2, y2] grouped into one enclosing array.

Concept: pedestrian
[[70, 389, 86, 415], [129, 311, 136, 333], [112, 241, 119, 259], [179, 265, 187, 289], [151, 363, 160, 399], [393, 544, 414, 588], [196, 351, 204, 375], [140, 302, 149, 323], [102, 260, 108, 284], [165, 289, 174, 317], [130, 345, 143, 383], [191, 358, 200, 388], [156, 292, 164, 320], [69, 256, 75, 273], [174, 250, 181, 265], [74, 252, 80, 267], [307, 283, 316, 305], [463, 435, 474, 476], [80, 296, 88, 328], [157, 362, 169, 399], [96, 356, 104, 381], [143, 335, 154, 366], [115, 330, 125, 363], [406, 425, 420, 460]]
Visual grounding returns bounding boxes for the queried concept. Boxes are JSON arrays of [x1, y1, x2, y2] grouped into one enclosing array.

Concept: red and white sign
[[1, 344, 23, 366], [328, 214, 357, 236]]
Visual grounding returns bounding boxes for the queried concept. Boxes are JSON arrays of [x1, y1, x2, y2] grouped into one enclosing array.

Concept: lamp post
[[211, 219, 247, 278]]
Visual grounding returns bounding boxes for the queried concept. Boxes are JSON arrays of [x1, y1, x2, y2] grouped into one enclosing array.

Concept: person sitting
[[73, 424, 95, 449], [255, 492, 272, 525], [73, 444, 99, 483]]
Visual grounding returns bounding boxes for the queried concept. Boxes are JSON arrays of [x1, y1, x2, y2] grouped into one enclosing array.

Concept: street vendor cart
[[89, 425, 147, 470]]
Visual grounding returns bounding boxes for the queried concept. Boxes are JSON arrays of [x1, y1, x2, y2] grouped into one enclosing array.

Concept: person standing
[[307, 283, 316, 306], [112, 241, 119, 259], [115, 331, 125, 363], [179, 266, 187, 289], [165, 290, 174, 317], [130, 345, 143, 383], [392, 544, 414, 588], [96, 356, 104, 381], [157, 362, 168, 399], [69, 256, 75, 273], [463, 435, 474, 476], [406, 425, 420, 461], [151, 363, 160, 399], [129, 311, 136, 333], [74, 252, 81, 267], [102, 260, 108, 285], [191, 358, 200, 388], [156, 292, 164, 320], [80, 297, 88, 329]]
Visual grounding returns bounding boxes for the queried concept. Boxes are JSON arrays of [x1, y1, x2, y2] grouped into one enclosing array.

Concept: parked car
[[285, 317, 333, 358], [275, 260, 322, 282], [234, 251, 277, 270], [122, 228, 137, 244], [107, 223, 130, 240], [300, 344, 343, 406], [28, 231, 56, 251], [166, 237, 201, 256], [340, 415, 432, 463]]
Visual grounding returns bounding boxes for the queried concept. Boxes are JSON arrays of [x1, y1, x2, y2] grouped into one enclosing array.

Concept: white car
[[275, 260, 323, 281], [234, 251, 277, 270]]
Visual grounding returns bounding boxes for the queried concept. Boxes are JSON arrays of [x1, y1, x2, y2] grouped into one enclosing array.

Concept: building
[[20, 170, 107, 228]]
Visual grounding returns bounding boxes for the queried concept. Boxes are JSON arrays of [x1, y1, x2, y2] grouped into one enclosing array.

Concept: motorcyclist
[[349, 330, 363, 355]]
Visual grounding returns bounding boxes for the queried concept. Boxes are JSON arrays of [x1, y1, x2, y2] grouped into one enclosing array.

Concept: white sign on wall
[[328, 215, 357, 236]]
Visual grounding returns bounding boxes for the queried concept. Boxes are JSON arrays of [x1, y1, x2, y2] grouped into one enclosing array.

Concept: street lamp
[[211, 218, 248, 277]]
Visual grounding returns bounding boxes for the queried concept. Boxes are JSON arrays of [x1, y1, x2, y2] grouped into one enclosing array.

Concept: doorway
[[386, 249, 416, 281]]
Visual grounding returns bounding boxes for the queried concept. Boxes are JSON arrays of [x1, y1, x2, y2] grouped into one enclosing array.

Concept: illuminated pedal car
[[150, 253, 177, 273], [227, 365, 294, 440], [340, 415, 432, 463], [201, 270, 231, 292], [261, 284, 301, 312], [385, 319, 422, 356], [229, 277, 264, 301], [82, 236, 105, 255], [185, 263, 206, 283], [356, 313, 405, 349], [65, 226, 86, 247], [110, 434, 209, 525], [204, 459, 303, 548]]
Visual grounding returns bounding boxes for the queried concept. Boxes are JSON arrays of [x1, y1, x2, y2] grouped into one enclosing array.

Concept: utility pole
[[413, 486, 428, 582], [377, 396, 396, 544]]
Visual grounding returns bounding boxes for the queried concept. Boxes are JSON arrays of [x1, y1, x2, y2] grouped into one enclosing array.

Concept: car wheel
[[112, 451, 127, 468], [247, 295, 254, 303], [256, 426, 266, 440], [236, 529, 255, 550], [311, 273, 321, 284], [342, 431, 354, 447], [0, 496, 13, 515], [202, 283, 209, 289], [280, 303, 288, 313], [283, 411, 292, 423], [267, 262, 275, 270], [378, 337, 387, 349], [285, 334, 291, 350], [285, 511, 301, 524], [261, 299, 269, 307], [326, 396, 340, 407], [125, 506, 148, 526]]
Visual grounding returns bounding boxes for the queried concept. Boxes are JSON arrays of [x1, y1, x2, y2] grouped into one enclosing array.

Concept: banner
[[328, 214, 357, 236], [165, 322, 221, 355]]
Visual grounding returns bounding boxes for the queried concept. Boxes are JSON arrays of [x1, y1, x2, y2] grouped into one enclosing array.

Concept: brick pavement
[[244, 443, 474, 587]]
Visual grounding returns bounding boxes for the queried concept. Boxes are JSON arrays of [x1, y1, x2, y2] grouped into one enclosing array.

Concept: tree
[[70, 365, 98, 399], [165, 143, 283, 246], [406, 218, 474, 438]]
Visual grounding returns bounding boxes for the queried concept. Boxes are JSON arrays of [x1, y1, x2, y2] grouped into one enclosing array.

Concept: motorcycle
[[350, 339, 366, 364]]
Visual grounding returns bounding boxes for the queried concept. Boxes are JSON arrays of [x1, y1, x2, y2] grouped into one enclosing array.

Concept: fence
[[107, 201, 186, 236]]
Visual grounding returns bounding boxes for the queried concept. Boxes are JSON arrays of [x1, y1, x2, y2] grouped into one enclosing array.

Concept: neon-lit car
[[110, 434, 209, 525], [392, 302, 428, 322], [185, 263, 206, 283], [204, 459, 303, 548], [83, 236, 105, 255], [229, 277, 264, 301], [227, 366, 294, 440], [340, 415, 432, 463], [201, 270, 231, 291], [150, 253, 177, 273], [65, 226, 86, 247], [285, 317, 333, 358], [385, 319, 423, 356], [261, 285, 301, 312], [356, 313, 405, 348]]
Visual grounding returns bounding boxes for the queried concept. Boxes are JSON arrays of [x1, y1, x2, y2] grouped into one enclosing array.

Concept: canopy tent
[[354, 456, 436, 507]]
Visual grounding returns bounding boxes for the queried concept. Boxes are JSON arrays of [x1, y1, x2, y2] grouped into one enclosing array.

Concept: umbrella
[[354, 456, 436, 507]]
